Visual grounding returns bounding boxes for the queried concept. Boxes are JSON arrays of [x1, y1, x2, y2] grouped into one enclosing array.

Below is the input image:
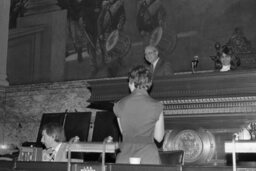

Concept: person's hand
[[104, 136, 113, 143], [42, 149, 52, 161], [69, 136, 80, 143], [73, 136, 80, 143]]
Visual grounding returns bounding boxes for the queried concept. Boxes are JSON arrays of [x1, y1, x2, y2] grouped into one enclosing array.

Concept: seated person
[[41, 122, 80, 162], [219, 45, 240, 72], [144, 45, 173, 77], [41, 122, 67, 162]]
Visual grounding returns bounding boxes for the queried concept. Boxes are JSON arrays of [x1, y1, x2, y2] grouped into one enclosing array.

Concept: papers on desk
[[225, 141, 256, 153], [67, 142, 119, 153]]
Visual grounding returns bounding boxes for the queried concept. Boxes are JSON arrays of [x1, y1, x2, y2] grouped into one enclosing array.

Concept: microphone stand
[[102, 140, 106, 171], [191, 56, 199, 74], [232, 134, 238, 171], [67, 136, 79, 171], [102, 136, 113, 171]]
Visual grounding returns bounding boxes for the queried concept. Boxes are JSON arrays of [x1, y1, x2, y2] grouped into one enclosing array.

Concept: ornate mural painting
[[58, 0, 176, 79], [8, 0, 256, 81], [57, 0, 130, 79], [136, 0, 176, 57], [29, 0, 255, 80]]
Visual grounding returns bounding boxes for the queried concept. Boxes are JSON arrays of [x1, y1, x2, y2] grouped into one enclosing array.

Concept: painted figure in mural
[[113, 65, 165, 164], [41, 122, 80, 162], [136, 0, 174, 58], [57, 0, 86, 62], [144, 45, 173, 77], [80, 0, 104, 72], [57, 0, 126, 74], [136, 0, 166, 37], [57, 0, 103, 70], [227, 27, 253, 54], [97, 0, 126, 64], [9, 0, 28, 29]]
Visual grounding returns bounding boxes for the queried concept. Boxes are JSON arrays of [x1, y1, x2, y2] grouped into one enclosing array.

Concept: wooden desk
[[0, 161, 256, 171]]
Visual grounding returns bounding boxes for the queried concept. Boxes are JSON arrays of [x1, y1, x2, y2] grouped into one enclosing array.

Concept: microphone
[[67, 136, 80, 171], [69, 136, 80, 143], [102, 136, 113, 171], [233, 133, 239, 141], [192, 56, 199, 73]]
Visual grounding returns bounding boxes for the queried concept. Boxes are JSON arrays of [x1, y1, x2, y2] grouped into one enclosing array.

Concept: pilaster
[[0, 0, 10, 86], [17, 1, 66, 82]]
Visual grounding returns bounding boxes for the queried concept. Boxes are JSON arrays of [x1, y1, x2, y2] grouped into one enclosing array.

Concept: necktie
[[49, 150, 56, 161], [150, 64, 154, 73]]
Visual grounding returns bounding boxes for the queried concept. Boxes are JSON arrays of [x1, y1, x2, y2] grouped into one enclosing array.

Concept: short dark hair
[[42, 122, 66, 142], [221, 45, 240, 70], [128, 65, 152, 90], [222, 45, 233, 56]]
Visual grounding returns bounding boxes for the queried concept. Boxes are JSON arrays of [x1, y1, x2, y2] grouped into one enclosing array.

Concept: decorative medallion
[[174, 130, 203, 163], [163, 129, 216, 163]]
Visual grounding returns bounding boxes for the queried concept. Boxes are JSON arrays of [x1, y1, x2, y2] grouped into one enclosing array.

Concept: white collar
[[53, 143, 62, 153], [220, 65, 231, 72]]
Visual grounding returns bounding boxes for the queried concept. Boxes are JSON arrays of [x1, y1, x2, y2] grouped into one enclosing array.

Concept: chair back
[[159, 150, 184, 165]]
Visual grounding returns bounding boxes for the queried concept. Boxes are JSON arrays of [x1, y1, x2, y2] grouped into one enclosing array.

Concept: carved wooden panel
[[7, 26, 43, 85]]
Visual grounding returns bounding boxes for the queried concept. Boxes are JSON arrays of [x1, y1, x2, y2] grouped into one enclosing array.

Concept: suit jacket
[[54, 143, 68, 162], [42, 143, 83, 162], [42, 143, 68, 162], [153, 58, 173, 77]]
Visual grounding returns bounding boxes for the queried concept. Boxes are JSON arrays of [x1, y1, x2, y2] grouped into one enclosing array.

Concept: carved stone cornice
[[88, 70, 256, 102], [163, 96, 256, 116], [88, 70, 256, 117], [163, 96, 256, 115]]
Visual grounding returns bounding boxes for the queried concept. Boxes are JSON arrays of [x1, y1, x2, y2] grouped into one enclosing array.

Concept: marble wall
[[0, 80, 93, 146], [0, 87, 6, 145]]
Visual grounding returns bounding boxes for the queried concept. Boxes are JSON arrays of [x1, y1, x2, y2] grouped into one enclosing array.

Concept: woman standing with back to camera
[[113, 65, 165, 164]]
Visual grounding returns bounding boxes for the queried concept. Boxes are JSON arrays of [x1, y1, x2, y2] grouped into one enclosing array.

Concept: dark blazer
[[153, 58, 174, 77]]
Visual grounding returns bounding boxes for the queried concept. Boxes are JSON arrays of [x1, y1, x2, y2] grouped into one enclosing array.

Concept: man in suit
[[144, 45, 173, 77], [41, 122, 68, 162], [41, 122, 82, 162]]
